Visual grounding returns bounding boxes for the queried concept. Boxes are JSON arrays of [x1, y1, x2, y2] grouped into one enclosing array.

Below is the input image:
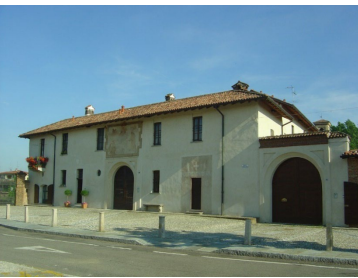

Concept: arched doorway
[[113, 166, 134, 210], [272, 157, 322, 225]]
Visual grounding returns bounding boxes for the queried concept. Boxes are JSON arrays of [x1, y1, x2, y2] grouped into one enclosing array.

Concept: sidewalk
[[0, 261, 69, 277], [1, 205, 358, 266]]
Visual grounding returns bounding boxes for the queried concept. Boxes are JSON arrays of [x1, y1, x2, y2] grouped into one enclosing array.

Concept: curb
[[215, 248, 358, 265], [0, 223, 145, 246]]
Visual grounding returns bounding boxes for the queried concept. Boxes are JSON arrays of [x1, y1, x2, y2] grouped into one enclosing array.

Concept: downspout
[[50, 134, 56, 205], [215, 106, 224, 215]]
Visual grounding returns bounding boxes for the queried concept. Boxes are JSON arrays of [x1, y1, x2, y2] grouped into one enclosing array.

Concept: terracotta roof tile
[[19, 90, 265, 138], [19, 89, 316, 138], [0, 170, 28, 175], [259, 131, 348, 140], [341, 149, 358, 158]]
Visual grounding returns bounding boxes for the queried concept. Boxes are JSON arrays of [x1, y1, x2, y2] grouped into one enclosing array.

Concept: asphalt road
[[1, 227, 358, 277]]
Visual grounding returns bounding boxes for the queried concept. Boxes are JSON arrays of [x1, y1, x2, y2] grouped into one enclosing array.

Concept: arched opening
[[113, 166, 134, 210], [272, 157, 322, 225]]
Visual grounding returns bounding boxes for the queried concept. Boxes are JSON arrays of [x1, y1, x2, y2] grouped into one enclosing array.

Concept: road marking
[[202, 256, 358, 271], [153, 251, 187, 256], [3, 234, 99, 246], [107, 246, 132, 250], [15, 246, 70, 254]]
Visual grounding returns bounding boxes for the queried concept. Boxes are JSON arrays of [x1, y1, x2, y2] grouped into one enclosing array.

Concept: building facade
[[20, 81, 351, 226]]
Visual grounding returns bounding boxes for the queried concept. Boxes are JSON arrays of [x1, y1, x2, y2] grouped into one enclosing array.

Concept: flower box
[[26, 156, 49, 172]]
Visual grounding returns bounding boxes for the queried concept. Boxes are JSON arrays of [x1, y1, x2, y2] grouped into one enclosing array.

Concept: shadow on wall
[[112, 227, 358, 254]]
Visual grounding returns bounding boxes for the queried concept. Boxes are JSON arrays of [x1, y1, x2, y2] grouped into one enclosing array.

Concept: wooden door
[[34, 184, 39, 203], [113, 166, 134, 210], [77, 169, 83, 203], [47, 184, 54, 205], [273, 157, 322, 225], [191, 178, 202, 210], [344, 182, 358, 225]]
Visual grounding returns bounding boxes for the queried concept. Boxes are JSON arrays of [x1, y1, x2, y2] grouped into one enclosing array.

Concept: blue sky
[[1, 6, 358, 172]]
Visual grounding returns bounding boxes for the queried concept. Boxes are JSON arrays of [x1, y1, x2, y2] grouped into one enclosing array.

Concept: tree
[[331, 119, 358, 150]]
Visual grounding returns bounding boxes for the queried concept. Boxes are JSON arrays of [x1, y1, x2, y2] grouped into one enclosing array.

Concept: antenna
[[287, 86, 297, 103]]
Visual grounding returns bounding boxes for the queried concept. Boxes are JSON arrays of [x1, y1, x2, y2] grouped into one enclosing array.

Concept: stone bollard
[[6, 204, 10, 220], [25, 206, 29, 223], [52, 209, 58, 227], [326, 223, 333, 251], [159, 215, 165, 238], [244, 219, 252, 245], [99, 212, 105, 232]]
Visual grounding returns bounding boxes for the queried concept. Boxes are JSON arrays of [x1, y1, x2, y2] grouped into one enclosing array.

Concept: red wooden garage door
[[272, 157, 322, 225]]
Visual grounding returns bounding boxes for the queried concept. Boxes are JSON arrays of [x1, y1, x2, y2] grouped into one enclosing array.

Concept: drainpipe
[[215, 106, 224, 215], [50, 134, 56, 205]]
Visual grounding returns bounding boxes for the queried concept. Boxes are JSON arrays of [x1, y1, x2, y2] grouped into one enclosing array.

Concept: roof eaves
[[19, 91, 263, 138], [272, 98, 318, 132]]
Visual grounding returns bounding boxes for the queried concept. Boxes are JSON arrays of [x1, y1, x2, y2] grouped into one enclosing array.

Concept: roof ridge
[[18, 89, 313, 138]]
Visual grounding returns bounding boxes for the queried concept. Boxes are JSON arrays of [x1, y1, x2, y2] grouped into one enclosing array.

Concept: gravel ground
[[1, 205, 358, 253]]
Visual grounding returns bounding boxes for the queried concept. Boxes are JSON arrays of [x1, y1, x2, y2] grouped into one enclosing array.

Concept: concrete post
[[159, 215, 165, 238], [326, 223, 333, 251], [52, 209, 57, 227], [25, 206, 29, 223], [244, 219, 252, 245], [99, 212, 105, 232], [6, 204, 10, 220]]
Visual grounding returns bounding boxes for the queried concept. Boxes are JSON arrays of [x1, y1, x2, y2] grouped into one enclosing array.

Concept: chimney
[[119, 106, 125, 115], [165, 94, 175, 101], [314, 119, 331, 132], [85, 105, 95, 116], [232, 80, 249, 90]]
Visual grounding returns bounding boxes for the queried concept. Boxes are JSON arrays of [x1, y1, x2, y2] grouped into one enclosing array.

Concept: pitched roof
[[341, 149, 358, 159], [0, 170, 28, 175], [259, 131, 348, 141], [19, 89, 316, 138], [313, 119, 331, 124]]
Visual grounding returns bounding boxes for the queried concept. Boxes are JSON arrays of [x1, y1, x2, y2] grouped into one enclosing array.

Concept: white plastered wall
[[27, 135, 55, 204], [27, 126, 107, 208], [257, 102, 305, 137], [135, 108, 223, 214]]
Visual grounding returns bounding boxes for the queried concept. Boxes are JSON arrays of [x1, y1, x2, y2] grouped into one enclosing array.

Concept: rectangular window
[[97, 128, 104, 150], [40, 139, 45, 156], [153, 170, 160, 193], [193, 116, 202, 141], [61, 170, 67, 186], [291, 125, 295, 134], [62, 133, 68, 154], [153, 122, 161, 146]]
